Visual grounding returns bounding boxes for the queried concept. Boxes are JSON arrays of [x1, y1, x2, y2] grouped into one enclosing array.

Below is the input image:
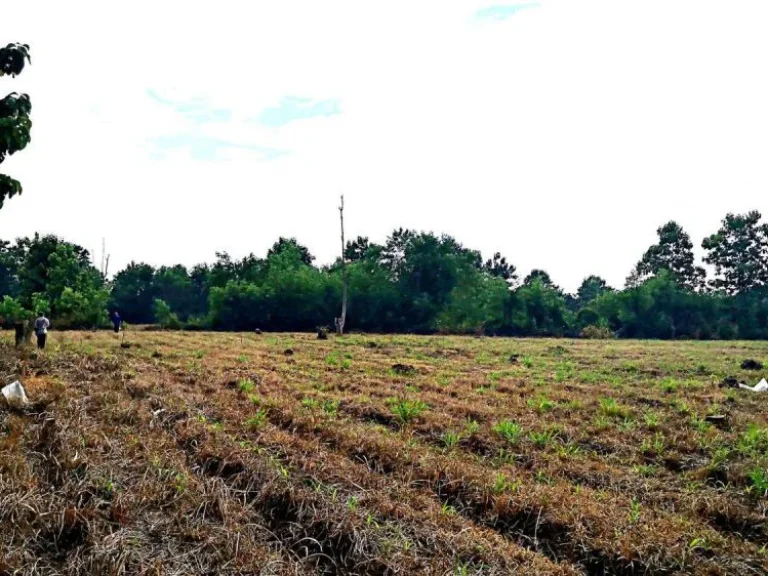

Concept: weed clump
[[390, 399, 427, 424], [493, 420, 522, 444]]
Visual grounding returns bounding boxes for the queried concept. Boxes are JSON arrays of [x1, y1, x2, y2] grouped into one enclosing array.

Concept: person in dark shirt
[[112, 311, 122, 333], [34, 313, 50, 349]]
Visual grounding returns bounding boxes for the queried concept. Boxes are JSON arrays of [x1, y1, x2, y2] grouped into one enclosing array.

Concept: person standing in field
[[112, 311, 122, 333], [34, 312, 50, 350]]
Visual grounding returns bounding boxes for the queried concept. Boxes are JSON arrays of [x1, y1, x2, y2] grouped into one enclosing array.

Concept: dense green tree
[[576, 275, 613, 306], [512, 277, 572, 336], [342, 261, 402, 331], [703, 211, 768, 294], [44, 244, 108, 327], [483, 252, 517, 284], [627, 221, 705, 290], [344, 236, 372, 262], [110, 262, 156, 323], [267, 237, 314, 266], [0, 43, 32, 208], [593, 270, 723, 339], [0, 295, 29, 324], [523, 269, 558, 290], [0, 239, 21, 298], [13, 234, 91, 305], [437, 271, 510, 334], [380, 231, 481, 331], [154, 265, 195, 320]]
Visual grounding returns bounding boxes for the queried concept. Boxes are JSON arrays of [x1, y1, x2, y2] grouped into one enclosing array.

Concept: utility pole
[[337, 195, 347, 335], [99, 238, 110, 277]]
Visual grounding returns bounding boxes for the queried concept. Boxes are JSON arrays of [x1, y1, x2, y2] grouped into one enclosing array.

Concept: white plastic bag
[[739, 378, 768, 392], [1, 381, 29, 404]]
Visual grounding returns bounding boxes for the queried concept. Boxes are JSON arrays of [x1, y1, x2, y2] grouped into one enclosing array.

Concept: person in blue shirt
[[112, 311, 122, 333]]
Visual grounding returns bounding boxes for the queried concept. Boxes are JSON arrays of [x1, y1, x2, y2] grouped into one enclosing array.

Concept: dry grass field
[[1, 330, 767, 575]]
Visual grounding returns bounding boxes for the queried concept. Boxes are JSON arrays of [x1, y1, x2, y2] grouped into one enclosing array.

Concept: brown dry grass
[[1, 331, 767, 575]]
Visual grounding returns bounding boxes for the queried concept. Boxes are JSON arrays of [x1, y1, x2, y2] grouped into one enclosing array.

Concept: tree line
[[1, 211, 768, 339]]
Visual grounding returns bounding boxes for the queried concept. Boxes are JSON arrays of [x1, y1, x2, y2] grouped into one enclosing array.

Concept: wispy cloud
[[148, 134, 287, 162], [257, 96, 341, 128], [475, 3, 540, 20], [147, 89, 232, 124]]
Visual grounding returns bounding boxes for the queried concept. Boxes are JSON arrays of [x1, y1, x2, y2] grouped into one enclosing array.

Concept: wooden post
[[338, 195, 347, 335]]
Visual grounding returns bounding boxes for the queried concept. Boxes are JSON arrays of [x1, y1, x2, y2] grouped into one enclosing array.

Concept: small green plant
[[555, 361, 575, 382], [628, 498, 641, 523], [440, 431, 462, 450], [688, 537, 711, 553], [322, 399, 340, 414], [391, 399, 427, 424], [248, 394, 261, 406], [528, 395, 556, 413], [689, 416, 711, 433], [238, 378, 255, 393], [747, 467, 768, 496], [492, 472, 521, 495], [174, 472, 188, 494], [236, 354, 248, 364], [739, 424, 768, 455], [632, 464, 657, 477], [660, 378, 678, 394], [643, 410, 660, 430], [454, 562, 470, 576], [464, 419, 480, 436], [246, 409, 267, 430], [534, 470, 553, 484], [646, 432, 666, 455], [301, 397, 319, 409], [555, 442, 582, 457], [593, 415, 612, 431], [436, 374, 453, 387], [347, 496, 359, 511], [522, 356, 534, 369], [440, 502, 457, 516], [671, 399, 692, 415], [599, 397, 630, 419], [103, 477, 115, 496], [618, 417, 636, 432], [710, 446, 731, 469], [493, 420, 522, 444], [562, 399, 583, 411], [529, 427, 561, 449]]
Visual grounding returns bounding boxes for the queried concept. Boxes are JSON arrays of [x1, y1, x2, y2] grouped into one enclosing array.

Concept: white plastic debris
[[739, 378, 768, 392], [1, 380, 29, 405]]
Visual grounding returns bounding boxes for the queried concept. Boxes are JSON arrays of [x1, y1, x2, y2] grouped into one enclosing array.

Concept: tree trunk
[[338, 195, 347, 335]]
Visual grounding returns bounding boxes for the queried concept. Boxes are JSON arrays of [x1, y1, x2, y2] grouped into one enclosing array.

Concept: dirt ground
[[1, 330, 767, 575]]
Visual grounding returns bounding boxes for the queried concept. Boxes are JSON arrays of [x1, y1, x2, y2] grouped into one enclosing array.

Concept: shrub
[[154, 298, 182, 329], [580, 325, 615, 339]]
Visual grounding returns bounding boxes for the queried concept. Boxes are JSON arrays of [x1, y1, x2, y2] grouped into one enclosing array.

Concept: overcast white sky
[[1, 1, 767, 291]]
